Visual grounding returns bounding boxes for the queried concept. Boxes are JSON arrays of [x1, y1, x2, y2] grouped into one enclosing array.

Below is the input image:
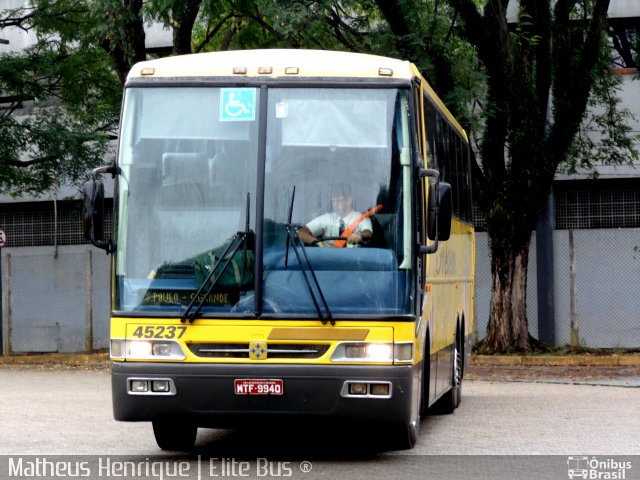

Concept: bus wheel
[[430, 338, 462, 415], [453, 340, 462, 408], [152, 420, 197, 451], [419, 333, 430, 418]]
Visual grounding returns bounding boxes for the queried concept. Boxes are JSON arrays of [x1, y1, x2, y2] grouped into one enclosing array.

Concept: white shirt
[[305, 211, 372, 246]]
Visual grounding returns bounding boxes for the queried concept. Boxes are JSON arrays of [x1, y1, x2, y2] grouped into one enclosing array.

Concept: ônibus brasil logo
[[567, 457, 633, 480]]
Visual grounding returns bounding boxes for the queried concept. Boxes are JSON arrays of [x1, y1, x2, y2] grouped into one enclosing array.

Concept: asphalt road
[[0, 366, 638, 480]]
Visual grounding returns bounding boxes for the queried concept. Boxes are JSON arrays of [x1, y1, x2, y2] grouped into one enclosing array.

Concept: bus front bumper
[[112, 362, 419, 428]]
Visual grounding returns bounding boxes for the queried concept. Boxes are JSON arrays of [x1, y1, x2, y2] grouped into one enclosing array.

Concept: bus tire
[[152, 420, 197, 451], [453, 339, 462, 409], [419, 331, 430, 418], [430, 334, 462, 415]]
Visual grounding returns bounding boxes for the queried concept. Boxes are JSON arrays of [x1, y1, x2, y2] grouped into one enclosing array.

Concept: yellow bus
[[84, 49, 475, 451]]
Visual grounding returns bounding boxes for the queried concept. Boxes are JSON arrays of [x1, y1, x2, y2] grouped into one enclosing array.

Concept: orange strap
[[332, 204, 383, 248]]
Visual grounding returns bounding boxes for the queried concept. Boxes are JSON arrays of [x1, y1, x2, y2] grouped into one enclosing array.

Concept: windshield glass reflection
[[260, 88, 412, 316], [113, 86, 413, 317], [115, 87, 259, 313]]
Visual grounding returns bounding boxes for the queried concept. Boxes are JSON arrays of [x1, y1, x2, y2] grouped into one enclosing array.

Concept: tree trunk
[[99, 0, 146, 85], [172, 0, 203, 55], [479, 240, 533, 354]]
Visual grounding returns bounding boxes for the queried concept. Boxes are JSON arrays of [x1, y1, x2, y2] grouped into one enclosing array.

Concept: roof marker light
[[233, 66, 247, 74], [258, 66, 273, 74], [378, 67, 393, 76], [140, 68, 155, 76], [285, 67, 299, 75]]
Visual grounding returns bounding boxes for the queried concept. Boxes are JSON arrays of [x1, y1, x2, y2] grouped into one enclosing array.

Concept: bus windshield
[[114, 86, 413, 317]]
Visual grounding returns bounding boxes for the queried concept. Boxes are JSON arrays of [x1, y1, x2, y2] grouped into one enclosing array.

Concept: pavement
[[1, 352, 640, 386]]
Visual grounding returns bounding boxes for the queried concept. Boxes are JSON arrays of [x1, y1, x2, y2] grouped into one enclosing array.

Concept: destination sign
[[140, 289, 239, 307]]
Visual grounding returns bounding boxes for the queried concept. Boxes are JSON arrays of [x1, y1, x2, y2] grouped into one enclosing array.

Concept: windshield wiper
[[285, 187, 334, 325], [181, 193, 253, 323]]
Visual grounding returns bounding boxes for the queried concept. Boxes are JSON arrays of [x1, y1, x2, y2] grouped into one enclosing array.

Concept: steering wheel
[[312, 235, 370, 247], [312, 236, 343, 246]]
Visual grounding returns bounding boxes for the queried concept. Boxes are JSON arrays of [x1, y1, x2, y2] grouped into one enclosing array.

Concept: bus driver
[[297, 190, 374, 248]]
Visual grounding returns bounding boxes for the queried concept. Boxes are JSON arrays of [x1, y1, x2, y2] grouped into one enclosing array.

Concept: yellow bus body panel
[[111, 317, 412, 366], [423, 218, 475, 354]]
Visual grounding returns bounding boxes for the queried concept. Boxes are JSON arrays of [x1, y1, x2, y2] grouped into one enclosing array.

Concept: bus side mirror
[[83, 179, 110, 252], [436, 182, 452, 241], [419, 168, 452, 255]]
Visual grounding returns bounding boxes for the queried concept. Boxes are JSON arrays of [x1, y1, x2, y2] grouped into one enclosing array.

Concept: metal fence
[[1, 228, 639, 354], [475, 228, 640, 348], [1, 246, 110, 353], [0, 202, 113, 247]]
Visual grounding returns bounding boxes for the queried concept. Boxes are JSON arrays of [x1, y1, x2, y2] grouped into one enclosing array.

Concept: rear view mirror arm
[[92, 164, 118, 179]]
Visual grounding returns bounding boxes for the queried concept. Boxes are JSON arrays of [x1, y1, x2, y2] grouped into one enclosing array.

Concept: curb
[[0, 353, 110, 365], [472, 354, 640, 367]]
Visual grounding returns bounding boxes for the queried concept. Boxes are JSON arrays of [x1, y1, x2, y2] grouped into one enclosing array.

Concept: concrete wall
[[475, 229, 640, 347], [2, 227, 639, 353], [1, 245, 110, 353]]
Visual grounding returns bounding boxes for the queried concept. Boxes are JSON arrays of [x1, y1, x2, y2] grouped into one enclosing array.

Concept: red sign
[[0, 228, 6, 247]]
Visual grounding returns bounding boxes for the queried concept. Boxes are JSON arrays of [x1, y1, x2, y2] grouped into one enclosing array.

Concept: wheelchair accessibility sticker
[[220, 88, 256, 121]]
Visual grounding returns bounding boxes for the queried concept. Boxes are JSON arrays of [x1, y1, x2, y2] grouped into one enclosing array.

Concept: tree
[[0, 0, 147, 195], [0, 1, 122, 195], [321, 0, 636, 353], [92, 0, 147, 83], [443, 0, 639, 352], [0, 0, 305, 197]]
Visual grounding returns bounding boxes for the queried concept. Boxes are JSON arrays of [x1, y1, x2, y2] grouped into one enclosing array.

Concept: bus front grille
[[188, 343, 330, 359]]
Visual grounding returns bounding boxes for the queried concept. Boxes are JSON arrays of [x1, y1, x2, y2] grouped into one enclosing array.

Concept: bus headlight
[[344, 345, 366, 358], [366, 343, 393, 361], [121, 340, 186, 360], [110, 339, 125, 358], [394, 343, 414, 363], [152, 342, 177, 357], [331, 342, 413, 364], [128, 340, 153, 358], [331, 342, 394, 362]]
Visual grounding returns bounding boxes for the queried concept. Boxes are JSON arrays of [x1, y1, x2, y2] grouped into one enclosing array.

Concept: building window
[[555, 183, 640, 230], [0, 200, 113, 247]]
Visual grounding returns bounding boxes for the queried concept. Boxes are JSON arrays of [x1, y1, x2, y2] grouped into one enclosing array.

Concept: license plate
[[234, 379, 284, 396]]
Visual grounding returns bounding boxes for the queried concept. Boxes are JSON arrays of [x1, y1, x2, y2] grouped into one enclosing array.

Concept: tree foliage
[[0, 0, 484, 197], [565, 47, 638, 176], [0, 1, 122, 195]]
